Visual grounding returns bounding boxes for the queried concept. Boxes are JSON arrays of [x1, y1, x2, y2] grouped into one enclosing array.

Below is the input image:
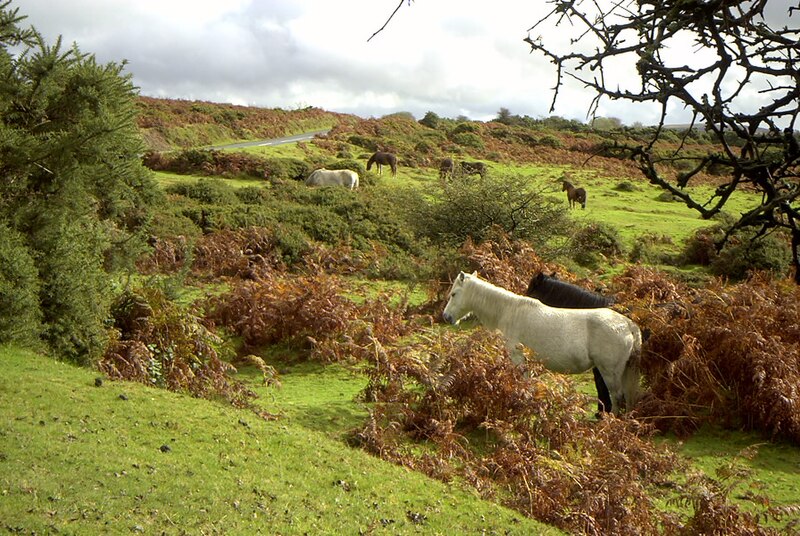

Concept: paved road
[[207, 129, 330, 150]]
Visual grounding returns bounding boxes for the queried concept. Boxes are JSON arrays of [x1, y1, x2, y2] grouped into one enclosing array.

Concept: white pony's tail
[[622, 324, 643, 410]]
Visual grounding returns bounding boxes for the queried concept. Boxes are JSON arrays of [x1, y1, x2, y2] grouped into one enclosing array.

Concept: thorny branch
[[526, 0, 800, 282], [367, 0, 412, 42]]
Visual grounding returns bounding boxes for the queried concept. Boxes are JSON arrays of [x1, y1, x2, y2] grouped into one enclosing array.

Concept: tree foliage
[[524, 0, 800, 282], [0, 2, 158, 361]]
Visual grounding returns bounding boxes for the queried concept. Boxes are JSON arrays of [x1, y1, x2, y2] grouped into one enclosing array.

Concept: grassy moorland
[[0, 346, 560, 535], [4, 98, 798, 535]]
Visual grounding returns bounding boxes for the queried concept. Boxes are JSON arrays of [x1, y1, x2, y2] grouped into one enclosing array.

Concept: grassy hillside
[[0, 346, 560, 535], [5, 97, 795, 534], [136, 97, 350, 150]]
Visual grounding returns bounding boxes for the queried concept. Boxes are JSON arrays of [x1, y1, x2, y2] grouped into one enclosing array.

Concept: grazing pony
[[562, 180, 587, 209], [305, 168, 359, 189], [439, 157, 455, 179], [526, 272, 615, 413], [443, 271, 641, 414], [460, 161, 487, 179], [367, 151, 398, 177]]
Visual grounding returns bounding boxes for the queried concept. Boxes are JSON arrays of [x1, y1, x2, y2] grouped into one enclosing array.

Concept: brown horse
[[439, 157, 455, 179], [563, 180, 587, 209], [367, 151, 397, 177], [460, 161, 487, 179]]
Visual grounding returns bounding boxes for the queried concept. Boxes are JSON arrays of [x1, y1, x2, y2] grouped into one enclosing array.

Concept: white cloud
[[15, 0, 793, 125]]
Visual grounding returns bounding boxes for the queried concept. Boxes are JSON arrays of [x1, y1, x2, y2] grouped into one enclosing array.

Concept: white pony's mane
[[460, 273, 533, 329]]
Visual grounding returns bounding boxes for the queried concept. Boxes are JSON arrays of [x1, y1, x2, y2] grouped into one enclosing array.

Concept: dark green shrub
[[451, 132, 484, 149], [538, 134, 564, 148], [263, 157, 313, 182], [570, 222, 624, 268], [413, 173, 568, 248], [614, 181, 637, 192], [166, 178, 239, 205], [148, 210, 203, 240], [0, 222, 43, 347], [681, 225, 722, 266], [273, 224, 313, 265], [711, 231, 792, 280], [656, 191, 679, 202], [235, 186, 271, 205], [419, 111, 441, 129], [629, 234, 677, 265], [277, 205, 349, 244], [347, 134, 379, 151], [171, 149, 215, 172], [451, 122, 481, 134], [31, 211, 112, 365]]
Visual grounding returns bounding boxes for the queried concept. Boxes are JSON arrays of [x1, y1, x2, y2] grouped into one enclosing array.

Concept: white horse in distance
[[443, 271, 642, 414], [305, 168, 359, 190]]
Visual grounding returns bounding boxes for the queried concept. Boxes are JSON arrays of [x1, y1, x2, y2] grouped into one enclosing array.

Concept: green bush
[[451, 122, 481, 135], [0, 222, 43, 347], [538, 134, 564, 148], [263, 157, 312, 182], [451, 132, 485, 149], [166, 178, 239, 205], [413, 173, 568, 248], [711, 231, 792, 280], [235, 186, 271, 205], [32, 211, 113, 365], [347, 134, 379, 151], [570, 222, 624, 268], [629, 234, 677, 265]]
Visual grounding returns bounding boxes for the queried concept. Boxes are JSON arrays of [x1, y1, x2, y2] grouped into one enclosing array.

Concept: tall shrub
[[0, 4, 157, 361], [0, 221, 42, 346]]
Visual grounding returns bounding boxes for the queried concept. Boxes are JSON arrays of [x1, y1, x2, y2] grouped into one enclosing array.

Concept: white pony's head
[[442, 271, 476, 324]]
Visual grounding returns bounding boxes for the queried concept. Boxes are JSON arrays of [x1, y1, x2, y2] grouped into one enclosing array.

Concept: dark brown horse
[[562, 180, 587, 209], [460, 161, 487, 179], [367, 151, 397, 177], [439, 157, 455, 179]]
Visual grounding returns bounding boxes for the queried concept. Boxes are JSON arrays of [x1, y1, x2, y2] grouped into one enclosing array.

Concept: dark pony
[[562, 180, 587, 209], [526, 272, 615, 414], [460, 161, 487, 178], [367, 151, 397, 177], [439, 157, 455, 179]]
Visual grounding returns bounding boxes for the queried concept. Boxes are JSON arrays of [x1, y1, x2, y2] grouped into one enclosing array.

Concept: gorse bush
[[165, 178, 239, 205], [414, 173, 568, 248], [0, 221, 42, 347], [711, 230, 792, 280], [681, 222, 793, 280], [570, 221, 624, 268], [0, 7, 157, 362]]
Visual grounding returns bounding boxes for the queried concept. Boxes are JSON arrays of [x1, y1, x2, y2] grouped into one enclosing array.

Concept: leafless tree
[[524, 0, 800, 282]]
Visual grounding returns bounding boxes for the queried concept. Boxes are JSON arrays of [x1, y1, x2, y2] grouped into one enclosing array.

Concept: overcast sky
[[15, 0, 795, 125]]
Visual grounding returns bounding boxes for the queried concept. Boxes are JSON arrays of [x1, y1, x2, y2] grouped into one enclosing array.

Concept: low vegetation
[[2, 7, 798, 530]]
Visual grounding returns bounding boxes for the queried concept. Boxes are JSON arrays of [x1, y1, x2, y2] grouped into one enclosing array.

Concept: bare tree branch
[[367, 0, 410, 42], [526, 0, 800, 282]]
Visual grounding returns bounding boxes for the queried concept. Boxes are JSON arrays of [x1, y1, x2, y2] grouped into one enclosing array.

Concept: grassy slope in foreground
[[0, 346, 561, 535]]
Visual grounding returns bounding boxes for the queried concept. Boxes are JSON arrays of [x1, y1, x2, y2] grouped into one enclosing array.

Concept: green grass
[[566, 178, 760, 247], [0, 346, 562, 535], [153, 170, 267, 190]]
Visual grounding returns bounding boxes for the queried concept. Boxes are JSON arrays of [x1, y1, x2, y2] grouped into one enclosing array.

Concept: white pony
[[443, 271, 641, 414], [305, 168, 359, 190]]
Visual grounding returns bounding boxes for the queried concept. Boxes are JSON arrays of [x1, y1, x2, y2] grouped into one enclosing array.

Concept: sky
[[14, 0, 796, 125]]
